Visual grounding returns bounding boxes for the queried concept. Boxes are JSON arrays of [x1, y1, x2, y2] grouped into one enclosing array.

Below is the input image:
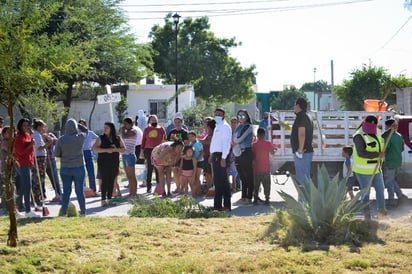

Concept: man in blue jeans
[[210, 107, 232, 211], [79, 119, 98, 194], [291, 97, 314, 187]]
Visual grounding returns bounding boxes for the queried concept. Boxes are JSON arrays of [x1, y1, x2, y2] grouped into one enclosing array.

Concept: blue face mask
[[214, 116, 223, 124]]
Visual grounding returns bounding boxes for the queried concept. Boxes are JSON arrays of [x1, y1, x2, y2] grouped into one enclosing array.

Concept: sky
[[119, 0, 412, 92]]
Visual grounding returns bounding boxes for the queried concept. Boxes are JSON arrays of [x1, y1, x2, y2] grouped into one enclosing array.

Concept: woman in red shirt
[[14, 118, 38, 217], [139, 114, 166, 193]]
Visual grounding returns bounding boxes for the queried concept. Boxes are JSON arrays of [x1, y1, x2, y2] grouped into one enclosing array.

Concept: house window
[[149, 100, 167, 119]]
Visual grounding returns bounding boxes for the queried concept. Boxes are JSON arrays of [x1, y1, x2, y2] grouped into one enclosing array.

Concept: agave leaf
[[278, 190, 312, 230], [309, 178, 321, 229]]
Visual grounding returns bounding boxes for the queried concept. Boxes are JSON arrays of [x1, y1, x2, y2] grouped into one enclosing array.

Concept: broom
[[46, 154, 61, 202], [364, 125, 395, 192]]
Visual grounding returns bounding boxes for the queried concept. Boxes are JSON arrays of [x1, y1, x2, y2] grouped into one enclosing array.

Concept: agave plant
[[278, 165, 365, 241]]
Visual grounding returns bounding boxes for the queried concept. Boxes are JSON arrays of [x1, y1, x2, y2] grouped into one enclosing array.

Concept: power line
[[122, 0, 374, 20], [119, 0, 287, 7], [381, 15, 412, 49]]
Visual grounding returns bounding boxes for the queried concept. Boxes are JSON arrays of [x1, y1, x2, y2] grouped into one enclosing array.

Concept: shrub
[[277, 165, 366, 244], [128, 195, 228, 218]]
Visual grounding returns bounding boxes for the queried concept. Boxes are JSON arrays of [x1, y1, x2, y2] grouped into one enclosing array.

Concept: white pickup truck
[[269, 111, 412, 188]]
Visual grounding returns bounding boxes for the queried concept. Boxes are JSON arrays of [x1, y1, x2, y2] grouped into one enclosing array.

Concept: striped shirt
[[122, 127, 138, 155]]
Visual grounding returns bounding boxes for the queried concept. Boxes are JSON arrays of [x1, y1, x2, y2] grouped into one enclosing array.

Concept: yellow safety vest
[[352, 128, 384, 175]]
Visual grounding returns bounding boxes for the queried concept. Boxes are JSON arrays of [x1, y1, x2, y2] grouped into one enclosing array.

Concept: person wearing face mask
[[139, 114, 167, 193], [258, 112, 270, 140], [209, 107, 232, 211], [232, 109, 254, 205], [353, 115, 387, 220]]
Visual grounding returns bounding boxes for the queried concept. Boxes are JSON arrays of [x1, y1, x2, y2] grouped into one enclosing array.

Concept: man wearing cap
[[210, 107, 232, 211], [353, 115, 386, 220], [382, 119, 408, 207]]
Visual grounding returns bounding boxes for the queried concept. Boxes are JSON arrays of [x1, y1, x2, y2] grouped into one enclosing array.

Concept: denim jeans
[[16, 165, 32, 213], [46, 157, 62, 196], [293, 152, 313, 185], [60, 166, 86, 215], [355, 172, 386, 212], [83, 150, 96, 192], [383, 167, 402, 205]]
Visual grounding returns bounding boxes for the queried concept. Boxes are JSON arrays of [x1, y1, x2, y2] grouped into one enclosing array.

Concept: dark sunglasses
[[237, 114, 246, 119]]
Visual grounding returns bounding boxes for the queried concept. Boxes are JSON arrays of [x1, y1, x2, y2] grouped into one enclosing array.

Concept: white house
[[65, 83, 195, 132]]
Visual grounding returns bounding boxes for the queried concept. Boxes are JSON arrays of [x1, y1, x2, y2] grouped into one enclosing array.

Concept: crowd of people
[[0, 99, 409, 218]]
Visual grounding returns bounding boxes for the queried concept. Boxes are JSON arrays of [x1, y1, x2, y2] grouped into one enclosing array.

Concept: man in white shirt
[[120, 117, 138, 198], [210, 107, 232, 211]]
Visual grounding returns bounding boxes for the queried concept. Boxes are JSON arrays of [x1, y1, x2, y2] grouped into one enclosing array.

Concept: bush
[[128, 195, 228, 218], [277, 165, 367, 245]]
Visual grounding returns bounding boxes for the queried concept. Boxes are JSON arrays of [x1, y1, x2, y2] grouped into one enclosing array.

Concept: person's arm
[[233, 125, 253, 144], [77, 123, 88, 134], [54, 141, 61, 158], [121, 127, 137, 139], [297, 127, 305, 154], [221, 125, 232, 162], [353, 135, 380, 159], [92, 137, 110, 153], [198, 147, 204, 161], [117, 137, 126, 154]]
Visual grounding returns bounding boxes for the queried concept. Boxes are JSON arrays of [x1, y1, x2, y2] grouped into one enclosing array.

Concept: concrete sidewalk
[[18, 175, 412, 218], [34, 175, 295, 218]]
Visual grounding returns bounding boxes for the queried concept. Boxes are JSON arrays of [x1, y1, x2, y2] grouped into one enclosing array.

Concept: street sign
[[97, 92, 121, 104]]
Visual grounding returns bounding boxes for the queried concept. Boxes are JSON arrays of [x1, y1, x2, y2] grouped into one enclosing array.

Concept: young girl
[[188, 131, 203, 197], [179, 145, 197, 197]]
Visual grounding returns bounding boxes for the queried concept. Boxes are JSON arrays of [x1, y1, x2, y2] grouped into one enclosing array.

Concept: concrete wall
[[397, 87, 412, 115], [65, 84, 195, 132]]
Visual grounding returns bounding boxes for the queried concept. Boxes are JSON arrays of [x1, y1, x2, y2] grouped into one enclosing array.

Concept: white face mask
[[214, 116, 223, 124]]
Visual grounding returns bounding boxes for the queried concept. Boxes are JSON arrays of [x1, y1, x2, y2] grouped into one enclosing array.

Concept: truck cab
[[395, 116, 412, 188]]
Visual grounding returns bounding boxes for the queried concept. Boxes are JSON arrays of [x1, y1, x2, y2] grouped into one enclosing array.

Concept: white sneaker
[[25, 211, 39, 218], [16, 211, 25, 218]]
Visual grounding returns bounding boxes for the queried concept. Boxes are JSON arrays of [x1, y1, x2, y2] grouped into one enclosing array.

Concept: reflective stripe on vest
[[352, 128, 384, 175]]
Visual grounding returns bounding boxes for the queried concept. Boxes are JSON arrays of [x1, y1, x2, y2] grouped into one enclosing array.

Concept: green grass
[[0, 213, 411, 273]]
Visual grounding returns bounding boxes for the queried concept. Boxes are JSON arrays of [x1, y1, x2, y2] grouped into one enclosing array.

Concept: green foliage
[[181, 98, 218, 132], [301, 80, 331, 92], [405, 0, 412, 10], [128, 195, 228, 218], [277, 165, 366, 244], [19, 91, 60, 126], [115, 95, 128, 125], [150, 14, 256, 103], [271, 88, 308, 110], [333, 64, 393, 110]]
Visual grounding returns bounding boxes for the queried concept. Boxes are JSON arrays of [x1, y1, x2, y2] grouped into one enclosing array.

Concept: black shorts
[[197, 160, 204, 169], [346, 176, 356, 190]]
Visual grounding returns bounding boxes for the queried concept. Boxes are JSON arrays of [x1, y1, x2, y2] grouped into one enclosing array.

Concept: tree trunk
[[61, 80, 74, 134], [4, 94, 18, 247], [88, 91, 98, 131]]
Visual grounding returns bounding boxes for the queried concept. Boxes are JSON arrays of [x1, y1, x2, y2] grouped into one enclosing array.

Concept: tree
[[405, 0, 412, 10], [301, 80, 331, 92], [115, 95, 128, 125], [0, 0, 60, 247], [271, 88, 308, 111], [334, 65, 395, 111], [39, 0, 153, 131], [150, 15, 256, 104]]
